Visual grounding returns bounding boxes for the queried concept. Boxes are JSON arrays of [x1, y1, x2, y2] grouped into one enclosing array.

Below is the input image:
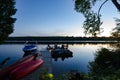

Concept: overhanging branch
[[98, 0, 109, 17], [112, 0, 120, 11]]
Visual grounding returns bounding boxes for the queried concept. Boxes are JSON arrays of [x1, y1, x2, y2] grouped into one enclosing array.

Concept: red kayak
[[10, 58, 44, 80], [0, 54, 35, 79]]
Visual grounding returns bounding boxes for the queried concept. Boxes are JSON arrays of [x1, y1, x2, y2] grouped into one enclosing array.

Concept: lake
[[0, 43, 111, 76]]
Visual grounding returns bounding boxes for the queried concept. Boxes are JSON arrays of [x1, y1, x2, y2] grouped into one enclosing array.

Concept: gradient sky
[[10, 0, 120, 37]]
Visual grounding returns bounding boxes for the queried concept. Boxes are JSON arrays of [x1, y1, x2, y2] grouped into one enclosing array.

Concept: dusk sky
[[10, 0, 120, 37]]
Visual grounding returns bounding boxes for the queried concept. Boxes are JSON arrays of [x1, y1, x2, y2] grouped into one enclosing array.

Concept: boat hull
[[10, 59, 44, 80], [23, 45, 37, 52], [0, 54, 35, 79]]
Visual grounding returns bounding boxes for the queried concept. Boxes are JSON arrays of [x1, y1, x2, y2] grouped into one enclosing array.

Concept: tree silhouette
[[88, 48, 120, 79], [111, 18, 120, 38], [0, 0, 17, 43], [83, 11, 103, 37], [74, 0, 120, 37]]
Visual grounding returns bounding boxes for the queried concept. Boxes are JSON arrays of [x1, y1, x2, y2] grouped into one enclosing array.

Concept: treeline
[[6, 36, 118, 41]]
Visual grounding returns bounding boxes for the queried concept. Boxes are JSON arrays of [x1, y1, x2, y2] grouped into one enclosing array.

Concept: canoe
[[9, 59, 44, 80], [0, 54, 35, 79]]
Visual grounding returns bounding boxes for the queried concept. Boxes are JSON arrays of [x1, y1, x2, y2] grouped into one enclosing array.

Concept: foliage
[[83, 11, 103, 37], [74, 0, 98, 14], [74, 0, 106, 37], [88, 69, 120, 80], [74, 0, 120, 37], [0, 0, 17, 43], [88, 47, 120, 80], [40, 73, 69, 80], [39, 70, 86, 80], [111, 18, 120, 38]]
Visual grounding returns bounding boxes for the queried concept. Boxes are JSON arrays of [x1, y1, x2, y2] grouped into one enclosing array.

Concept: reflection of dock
[[47, 44, 73, 61], [21, 50, 52, 80], [51, 49, 73, 61]]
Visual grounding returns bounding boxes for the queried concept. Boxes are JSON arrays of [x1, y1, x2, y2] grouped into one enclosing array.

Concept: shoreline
[[4, 40, 118, 44]]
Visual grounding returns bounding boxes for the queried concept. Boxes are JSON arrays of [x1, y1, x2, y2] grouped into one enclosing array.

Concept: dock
[[21, 50, 52, 80]]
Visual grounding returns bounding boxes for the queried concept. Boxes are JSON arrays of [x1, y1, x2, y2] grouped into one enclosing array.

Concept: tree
[[88, 48, 120, 79], [83, 11, 103, 37], [111, 18, 120, 38], [0, 0, 17, 43], [74, 0, 120, 37]]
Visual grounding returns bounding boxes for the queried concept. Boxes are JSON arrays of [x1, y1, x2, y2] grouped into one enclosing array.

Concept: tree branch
[[112, 0, 120, 11], [98, 0, 108, 17]]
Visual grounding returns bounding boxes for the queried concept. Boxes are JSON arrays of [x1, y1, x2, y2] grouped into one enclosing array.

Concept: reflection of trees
[[88, 48, 120, 79], [109, 43, 120, 49]]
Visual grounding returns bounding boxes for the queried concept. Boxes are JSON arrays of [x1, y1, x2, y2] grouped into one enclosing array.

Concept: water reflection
[[0, 43, 112, 76], [0, 57, 10, 69], [109, 42, 120, 49], [52, 52, 73, 61]]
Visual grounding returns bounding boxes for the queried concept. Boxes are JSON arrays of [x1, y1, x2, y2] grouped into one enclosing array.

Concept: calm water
[[0, 43, 110, 76]]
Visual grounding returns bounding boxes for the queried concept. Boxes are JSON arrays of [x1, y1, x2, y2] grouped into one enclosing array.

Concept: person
[[61, 44, 65, 49], [34, 51, 42, 60], [54, 44, 58, 49]]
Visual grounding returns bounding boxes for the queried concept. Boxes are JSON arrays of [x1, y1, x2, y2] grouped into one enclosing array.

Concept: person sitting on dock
[[61, 44, 65, 49], [34, 52, 42, 60], [54, 44, 57, 49]]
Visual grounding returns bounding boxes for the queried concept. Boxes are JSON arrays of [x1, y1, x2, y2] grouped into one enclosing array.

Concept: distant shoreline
[[4, 36, 119, 44], [4, 40, 118, 44]]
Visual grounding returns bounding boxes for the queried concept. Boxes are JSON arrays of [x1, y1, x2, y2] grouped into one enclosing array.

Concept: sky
[[10, 0, 120, 37]]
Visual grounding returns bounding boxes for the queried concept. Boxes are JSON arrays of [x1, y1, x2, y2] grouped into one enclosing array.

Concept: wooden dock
[[21, 50, 52, 80]]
